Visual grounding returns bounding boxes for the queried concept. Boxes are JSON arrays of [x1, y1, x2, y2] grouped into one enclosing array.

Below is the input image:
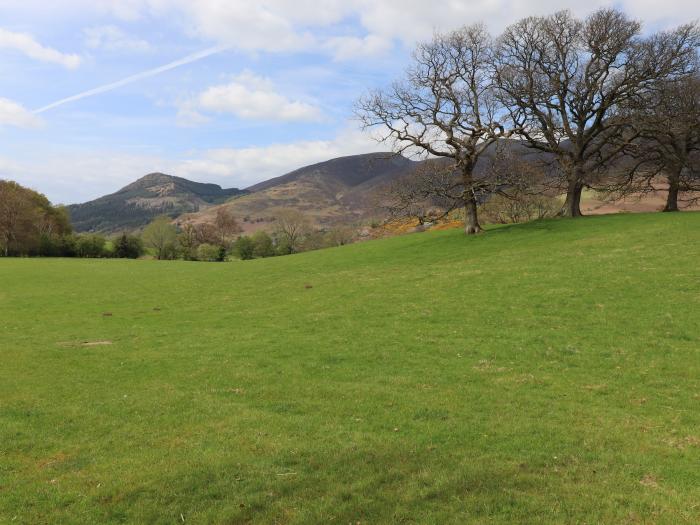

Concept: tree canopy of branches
[[495, 9, 700, 216], [213, 208, 242, 249], [274, 209, 311, 254], [357, 24, 518, 234], [623, 69, 700, 211]]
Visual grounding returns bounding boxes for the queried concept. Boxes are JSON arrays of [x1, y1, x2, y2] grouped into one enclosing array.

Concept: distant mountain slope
[[67, 173, 245, 233], [180, 153, 418, 231]]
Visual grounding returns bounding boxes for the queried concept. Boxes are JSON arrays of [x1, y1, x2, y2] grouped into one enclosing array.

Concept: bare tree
[[623, 70, 700, 211], [274, 209, 311, 254], [378, 160, 462, 226], [357, 24, 518, 234], [177, 222, 199, 260], [495, 9, 699, 216], [213, 208, 242, 248], [326, 225, 356, 247]]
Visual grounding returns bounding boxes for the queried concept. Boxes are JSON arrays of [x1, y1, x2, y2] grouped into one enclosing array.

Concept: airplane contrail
[[33, 45, 230, 114]]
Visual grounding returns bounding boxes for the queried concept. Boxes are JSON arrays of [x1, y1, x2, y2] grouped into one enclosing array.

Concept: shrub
[[234, 236, 255, 260], [479, 193, 560, 224], [76, 234, 107, 258], [252, 231, 275, 258], [196, 243, 220, 262], [113, 233, 144, 259]]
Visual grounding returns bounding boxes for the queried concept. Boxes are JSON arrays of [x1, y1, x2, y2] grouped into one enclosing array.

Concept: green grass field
[[1, 213, 699, 524]]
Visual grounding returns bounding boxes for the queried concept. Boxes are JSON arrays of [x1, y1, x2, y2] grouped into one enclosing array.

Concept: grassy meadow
[[1, 212, 699, 524]]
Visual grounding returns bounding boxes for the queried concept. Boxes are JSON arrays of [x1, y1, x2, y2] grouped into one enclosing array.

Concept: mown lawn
[[1, 213, 699, 524]]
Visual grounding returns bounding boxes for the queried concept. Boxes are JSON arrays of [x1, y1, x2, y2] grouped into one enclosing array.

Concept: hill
[[2, 212, 699, 523], [66, 173, 245, 233], [180, 152, 417, 232]]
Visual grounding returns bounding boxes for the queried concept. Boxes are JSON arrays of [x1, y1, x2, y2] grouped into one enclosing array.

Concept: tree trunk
[[560, 178, 584, 217], [461, 165, 482, 235], [663, 173, 680, 212], [464, 194, 482, 235]]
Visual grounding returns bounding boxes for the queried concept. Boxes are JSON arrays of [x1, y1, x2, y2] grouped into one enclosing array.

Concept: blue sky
[[0, 1, 697, 204]]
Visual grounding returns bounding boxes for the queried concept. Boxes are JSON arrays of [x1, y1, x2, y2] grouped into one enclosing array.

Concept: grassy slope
[[1, 213, 699, 524]]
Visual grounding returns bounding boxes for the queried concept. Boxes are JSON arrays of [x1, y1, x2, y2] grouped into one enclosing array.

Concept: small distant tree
[[274, 209, 311, 254], [177, 222, 199, 260], [251, 230, 275, 257], [76, 234, 106, 258], [479, 193, 560, 224], [195, 222, 219, 246], [55, 234, 78, 257], [196, 243, 220, 262], [142, 216, 178, 260], [301, 230, 327, 252], [326, 226, 355, 247], [113, 233, 144, 259], [213, 208, 242, 250], [234, 236, 255, 260]]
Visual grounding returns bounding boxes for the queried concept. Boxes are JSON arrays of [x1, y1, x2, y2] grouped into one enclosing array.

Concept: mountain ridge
[[67, 173, 245, 233]]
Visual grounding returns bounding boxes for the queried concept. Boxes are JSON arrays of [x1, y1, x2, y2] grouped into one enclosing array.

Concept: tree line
[[143, 208, 356, 261], [357, 8, 699, 234], [0, 185, 357, 260]]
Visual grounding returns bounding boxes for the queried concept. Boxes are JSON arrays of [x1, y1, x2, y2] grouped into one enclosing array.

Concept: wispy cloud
[[0, 98, 43, 128], [0, 28, 81, 69], [33, 45, 229, 114], [83, 25, 152, 53]]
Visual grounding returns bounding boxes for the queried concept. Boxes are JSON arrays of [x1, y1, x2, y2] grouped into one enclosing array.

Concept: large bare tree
[[623, 70, 700, 211], [495, 9, 699, 216], [357, 24, 517, 234]]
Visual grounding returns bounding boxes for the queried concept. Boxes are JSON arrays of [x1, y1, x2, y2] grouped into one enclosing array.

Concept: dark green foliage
[[234, 236, 255, 260], [251, 230, 275, 258], [113, 233, 144, 259], [76, 234, 107, 258]]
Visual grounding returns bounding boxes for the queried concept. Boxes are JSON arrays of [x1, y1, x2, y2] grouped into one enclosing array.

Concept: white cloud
[[324, 35, 393, 61], [0, 28, 81, 69], [0, 98, 43, 128], [135, 0, 700, 50], [84, 26, 152, 53], [0, 150, 173, 204], [5, 1, 698, 59], [175, 100, 210, 127], [166, 1, 317, 52], [196, 71, 323, 122]]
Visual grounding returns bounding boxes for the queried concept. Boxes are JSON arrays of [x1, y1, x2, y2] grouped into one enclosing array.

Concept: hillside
[[181, 152, 417, 232], [1, 212, 699, 523], [67, 173, 245, 233]]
